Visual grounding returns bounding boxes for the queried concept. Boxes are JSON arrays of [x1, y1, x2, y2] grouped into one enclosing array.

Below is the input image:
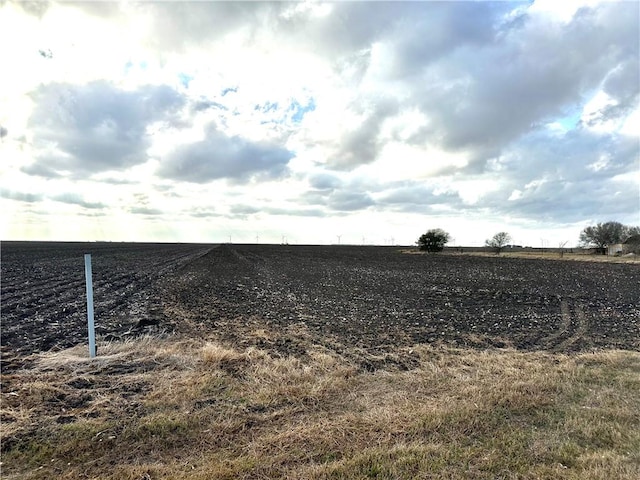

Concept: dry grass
[[402, 249, 640, 264], [464, 252, 639, 264], [2, 334, 639, 479]]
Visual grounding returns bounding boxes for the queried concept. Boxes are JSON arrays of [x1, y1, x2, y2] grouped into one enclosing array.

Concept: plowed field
[[1, 242, 210, 369], [2, 242, 639, 370]]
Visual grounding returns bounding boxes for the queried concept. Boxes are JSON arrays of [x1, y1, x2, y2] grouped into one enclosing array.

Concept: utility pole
[[337, 235, 342, 245]]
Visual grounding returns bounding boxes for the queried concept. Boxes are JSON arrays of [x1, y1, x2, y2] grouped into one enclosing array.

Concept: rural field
[[2, 242, 639, 479]]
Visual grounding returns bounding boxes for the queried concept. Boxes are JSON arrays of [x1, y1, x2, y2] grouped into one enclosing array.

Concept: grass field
[[2, 332, 639, 479]]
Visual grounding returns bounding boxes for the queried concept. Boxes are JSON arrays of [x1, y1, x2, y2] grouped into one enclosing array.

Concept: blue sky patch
[[178, 73, 193, 88], [555, 110, 582, 130], [291, 98, 316, 123]]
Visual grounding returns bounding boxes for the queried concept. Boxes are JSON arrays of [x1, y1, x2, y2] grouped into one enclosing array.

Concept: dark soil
[[2, 242, 639, 369], [1, 241, 210, 370]]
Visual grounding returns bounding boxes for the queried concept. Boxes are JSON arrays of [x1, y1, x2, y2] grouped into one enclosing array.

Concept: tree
[[417, 229, 451, 252], [485, 232, 511, 254], [626, 226, 640, 237], [579, 221, 637, 252]]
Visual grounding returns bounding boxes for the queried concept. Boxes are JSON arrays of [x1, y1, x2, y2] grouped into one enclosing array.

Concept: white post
[[84, 254, 96, 358]]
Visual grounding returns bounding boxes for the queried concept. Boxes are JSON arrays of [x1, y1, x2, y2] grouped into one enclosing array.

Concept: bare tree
[[559, 240, 569, 258], [485, 232, 511, 254]]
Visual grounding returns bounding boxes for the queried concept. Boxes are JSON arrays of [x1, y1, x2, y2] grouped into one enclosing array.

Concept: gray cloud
[[377, 2, 509, 79], [2, 189, 106, 210], [300, 175, 448, 214], [229, 203, 327, 219], [504, 128, 638, 186], [129, 206, 163, 216], [134, 2, 506, 83], [326, 98, 398, 169], [406, 2, 639, 168], [485, 176, 639, 224], [192, 99, 228, 113], [263, 206, 326, 218], [126, 193, 163, 215], [25, 81, 184, 177], [361, 120, 639, 222], [296, 2, 637, 175], [308, 173, 342, 191], [21, 1, 123, 19], [128, 1, 390, 61], [327, 191, 375, 211], [97, 177, 138, 186], [455, 127, 638, 223], [0, 125, 7, 138], [51, 193, 106, 209], [301, 187, 375, 213], [1, 189, 43, 203], [188, 208, 220, 219], [279, 2, 399, 59], [603, 59, 640, 103], [157, 124, 293, 183], [283, 2, 638, 175], [589, 59, 640, 126], [379, 185, 461, 211], [230, 204, 260, 215], [15, 1, 52, 18], [140, 2, 287, 52], [20, 162, 62, 179], [67, 1, 122, 18]]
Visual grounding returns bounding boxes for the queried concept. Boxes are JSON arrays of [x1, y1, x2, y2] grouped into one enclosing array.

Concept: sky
[[1, 0, 639, 247]]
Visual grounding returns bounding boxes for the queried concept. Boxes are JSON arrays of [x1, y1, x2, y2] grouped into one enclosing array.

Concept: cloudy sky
[[1, 0, 638, 246]]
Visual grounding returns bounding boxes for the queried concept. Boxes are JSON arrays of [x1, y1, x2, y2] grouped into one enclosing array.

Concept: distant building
[[608, 244, 624, 256]]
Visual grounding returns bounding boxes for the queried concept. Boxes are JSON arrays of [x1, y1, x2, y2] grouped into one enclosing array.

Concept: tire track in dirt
[[555, 304, 589, 352], [542, 298, 590, 352]]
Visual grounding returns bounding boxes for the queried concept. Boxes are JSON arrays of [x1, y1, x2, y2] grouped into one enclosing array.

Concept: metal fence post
[[84, 254, 96, 358]]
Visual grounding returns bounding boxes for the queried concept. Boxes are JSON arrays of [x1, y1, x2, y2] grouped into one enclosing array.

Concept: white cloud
[[508, 190, 523, 201], [356, 143, 468, 183], [528, 0, 604, 23], [620, 106, 640, 136]]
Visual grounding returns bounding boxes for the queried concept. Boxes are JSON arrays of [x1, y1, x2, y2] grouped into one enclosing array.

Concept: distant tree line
[[417, 221, 640, 254]]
